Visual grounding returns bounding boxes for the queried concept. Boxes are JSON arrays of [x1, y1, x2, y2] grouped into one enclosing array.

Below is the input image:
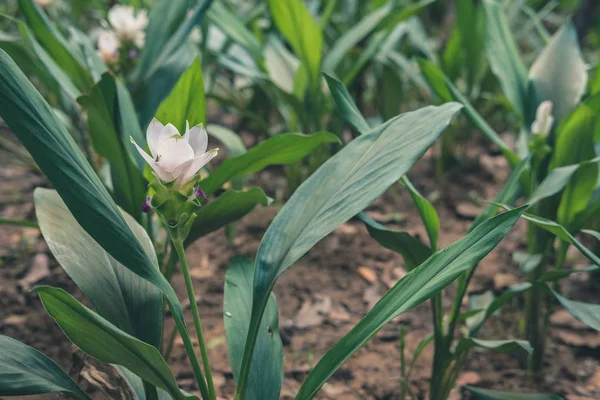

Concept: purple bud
[[141, 195, 152, 213], [193, 187, 208, 201], [129, 49, 138, 59]]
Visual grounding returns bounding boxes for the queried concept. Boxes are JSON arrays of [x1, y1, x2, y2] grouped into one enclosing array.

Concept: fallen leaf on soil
[[322, 382, 352, 397], [363, 284, 381, 310], [2, 314, 27, 326], [291, 295, 332, 329], [327, 304, 352, 324], [456, 371, 481, 386], [357, 266, 378, 283], [382, 266, 407, 289], [493, 273, 519, 291], [18, 253, 50, 291], [189, 254, 214, 280], [586, 368, 600, 391], [455, 202, 481, 219], [80, 363, 135, 400], [556, 331, 600, 348], [551, 310, 589, 330]]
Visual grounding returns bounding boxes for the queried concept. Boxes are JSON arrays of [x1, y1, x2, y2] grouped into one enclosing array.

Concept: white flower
[[97, 30, 120, 63], [108, 5, 148, 47], [531, 101, 554, 136], [35, 0, 52, 6], [131, 120, 218, 188]]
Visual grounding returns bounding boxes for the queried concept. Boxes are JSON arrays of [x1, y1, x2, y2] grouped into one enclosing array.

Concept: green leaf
[[0, 49, 195, 383], [116, 366, 173, 400], [186, 188, 271, 244], [35, 287, 196, 400], [530, 158, 598, 206], [200, 132, 340, 195], [207, 3, 263, 61], [540, 265, 600, 282], [131, 0, 214, 128], [155, 58, 206, 134], [465, 386, 563, 400], [1, 16, 80, 101], [358, 212, 432, 270], [296, 206, 526, 399], [34, 188, 162, 347], [550, 289, 600, 331], [400, 175, 439, 249], [322, 3, 392, 74], [267, 0, 322, 87], [471, 158, 528, 230], [224, 256, 283, 400], [78, 73, 146, 220], [418, 59, 520, 168], [455, 338, 532, 355], [206, 124, 247, 158], [324, 73, 371, 135], [0, 335, 90, 399], [234, 103, 462, 398], [18, 0, 92, 90], [518, 213, 600, 267], [551, 94, 600, 226], [529, 23, 587, 123], [482, 0, 530, 119]]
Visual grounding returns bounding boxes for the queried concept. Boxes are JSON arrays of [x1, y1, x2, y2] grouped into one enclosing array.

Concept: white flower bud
[[531, 101, 554, 136]]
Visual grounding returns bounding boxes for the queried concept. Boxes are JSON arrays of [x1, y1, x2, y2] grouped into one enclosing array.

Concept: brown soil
[[1, 134, 599, 400]]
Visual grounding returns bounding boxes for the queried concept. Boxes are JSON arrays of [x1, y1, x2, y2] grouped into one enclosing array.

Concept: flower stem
[[173, 239, 216, 400]]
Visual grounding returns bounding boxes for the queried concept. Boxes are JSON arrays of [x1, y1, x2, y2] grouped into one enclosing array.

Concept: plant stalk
[[173, 239, 216, 400]]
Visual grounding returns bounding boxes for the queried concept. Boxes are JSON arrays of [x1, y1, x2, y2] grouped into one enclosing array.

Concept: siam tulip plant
[[0, 46, 536, 400], [420, 0, 600, 382], [201, 0, 435, 190]]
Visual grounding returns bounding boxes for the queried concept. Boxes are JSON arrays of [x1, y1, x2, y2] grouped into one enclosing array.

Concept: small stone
[[456, 371, 481, 386]]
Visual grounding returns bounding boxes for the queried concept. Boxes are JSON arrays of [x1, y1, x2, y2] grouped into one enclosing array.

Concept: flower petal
[[156, 135, 194, 172], [130, 136, 174, 181], [184, 123, 208, 155], [175, 148, 219, 188], [146, 119, 165, 158]]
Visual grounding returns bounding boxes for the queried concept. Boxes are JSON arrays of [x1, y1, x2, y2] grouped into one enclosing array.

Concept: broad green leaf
[[455, 338, 532, 355], [529, 23, 587, 123], [540, 265, 600, 282], [200, 132, 340, 195], [224, 257, 283, 400], [296, 207, 526, 399], [36, 287, 196, 400], [116, 366, 172, 400], [358, 212, 432, 270], [264, 38, 301, 94], [0, 50, 198, 388], [482, 0, 531, 120], [418, 59, 520, 168], [503, 209, 600, 267], [551, 289, 600, 331], [186, 188, 271, 244], [529, 157, 600, 211], [207, 3, 263, 61], [78, 73, 146, 220], [0, 335, 89, 399], [322, 3, 391, 73], [400, 176, 439, 249], [18, 0, 92, 90], [35, 188, 162, 347], [155, 58, 206, 134], [131, 0, 214, 128], [267, 0, 322, 87], [324, 73, 371, 135], [551, 94, 600, 226], [455, 0, 485, 89], [2, 16, 79, 101], [234, 103, 462, 398], [465, 386, 563, 400]]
